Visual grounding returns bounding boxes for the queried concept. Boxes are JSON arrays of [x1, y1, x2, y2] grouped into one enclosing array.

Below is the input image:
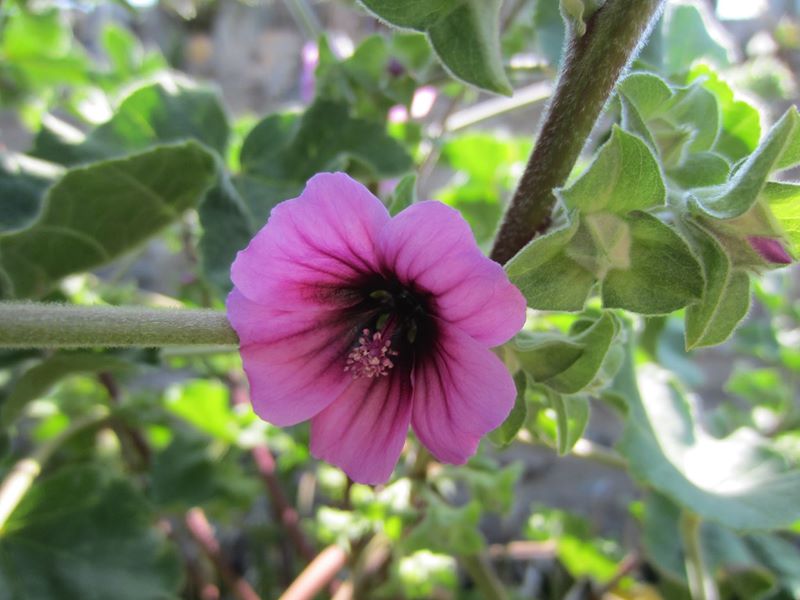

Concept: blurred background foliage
[[1, 0, 800, 599]]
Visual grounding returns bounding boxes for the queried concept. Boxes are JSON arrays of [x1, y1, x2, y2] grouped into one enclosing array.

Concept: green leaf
[[164, 380, 240, 444], [0, 158, 54, 235], [359, 0, 512, 95], [515, 313, 618, 397], [685, 224, 751, 349], [559, 126, 666, 214], [762, 181, 800, 255], [198, 171, 255, 293], [438, 133, 530, 243], [666, 151, 730, 189], [688, 64, 761, 163], [547, 389, 590, 454], [0, 142, 217, 298], [0, 7, 90, 96], [619, 72, 673, 120], [643, 492, 800, 597], [505, 216, 595, 311], [532, 0, 567, 68], [150, 431, 257, 510], [663, 3, 731, 74], [240, 99, 412, 184], [31, 81, 230, 166], [0, 465, 181, 600], [692, 107, 800, 220], [619, 367, 800, 530], [560, 0, 605, 36], [388, 173, 418, 216], [440, 458, 523, 514], [1, 352, 131, 426], [514, 334, 584, 384], [543, 313, 618, 394], [601, 212, 703, 314], [405, 495, 484, 555], [315, 35, 417, 121], [663, 84, 720, 154], [488, 371, 527, 447]]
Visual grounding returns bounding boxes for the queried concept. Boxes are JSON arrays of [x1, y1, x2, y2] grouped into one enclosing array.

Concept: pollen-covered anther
[[345, 329, 398, 379]]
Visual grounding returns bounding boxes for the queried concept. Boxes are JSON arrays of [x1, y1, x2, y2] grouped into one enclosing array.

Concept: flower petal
[[379, 201, 526, 346], [231, 172, 390, 310], [411, 321, 516, 464], [228, 289, 354, 426], [310, 369, 413, 485]]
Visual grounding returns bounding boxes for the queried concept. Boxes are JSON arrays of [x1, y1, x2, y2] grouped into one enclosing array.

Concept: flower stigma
[[345, 328, 399, 379]]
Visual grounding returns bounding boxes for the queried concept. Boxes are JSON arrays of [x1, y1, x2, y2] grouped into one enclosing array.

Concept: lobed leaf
[[601, 212, 703, 314], [0, 465, 182, 600], [505, 216, 595, 311], [559, 126, 666, 215]]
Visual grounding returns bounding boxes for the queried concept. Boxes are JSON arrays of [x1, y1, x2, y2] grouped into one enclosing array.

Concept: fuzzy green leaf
[[488, 372, 528, 447], [505, 217, 595, 311], [559, 126, 666, 214], [619, 368, 800, 530], [685, 224, 751, 349], [0, 142, 217, 298], [601, 212, 703, 314], [516, 313, 618, 395], [663, 3, 731, 74], [388, 173, 418, 216], [0, 159, 53, 235], [358, 0, 511, 95], [31, 81, 230, 166], [198, 172, 255, 292], [688, 64, 761, 162], [692, 107, 800, 220], [666, 151, 730, 189], [549, 390, 590, 455], [762, 181, 800, 255]]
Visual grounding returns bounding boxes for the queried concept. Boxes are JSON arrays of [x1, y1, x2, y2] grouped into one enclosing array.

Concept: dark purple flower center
[[343, 275, 435, 379]]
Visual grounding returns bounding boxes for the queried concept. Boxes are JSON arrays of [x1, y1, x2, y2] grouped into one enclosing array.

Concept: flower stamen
[[345, 329, 398, 379]]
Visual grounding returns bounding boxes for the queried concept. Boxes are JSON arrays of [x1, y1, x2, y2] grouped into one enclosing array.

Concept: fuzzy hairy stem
[[0, 303, 238, 348], [490, 0, 666, 264]]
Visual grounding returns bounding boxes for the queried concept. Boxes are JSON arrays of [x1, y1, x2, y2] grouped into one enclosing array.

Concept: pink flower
[[227, 173, 526, 484], [747, 236, 793, 265]]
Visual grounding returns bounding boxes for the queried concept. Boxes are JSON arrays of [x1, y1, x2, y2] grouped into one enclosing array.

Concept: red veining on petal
[[345, 329, 398, 379]]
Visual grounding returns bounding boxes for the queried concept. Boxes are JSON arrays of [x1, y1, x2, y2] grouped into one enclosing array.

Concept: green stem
[[490, 0, 666, 264], [0, 406, 109, 532], [680, 512, 719, 600], [460, 554, 508, 600], [0, 303, 238, 348]]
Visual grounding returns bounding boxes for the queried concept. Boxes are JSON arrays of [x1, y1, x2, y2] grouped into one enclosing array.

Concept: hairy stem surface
[[0, 303, 238, 348], [491, 0, 666, 264]]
